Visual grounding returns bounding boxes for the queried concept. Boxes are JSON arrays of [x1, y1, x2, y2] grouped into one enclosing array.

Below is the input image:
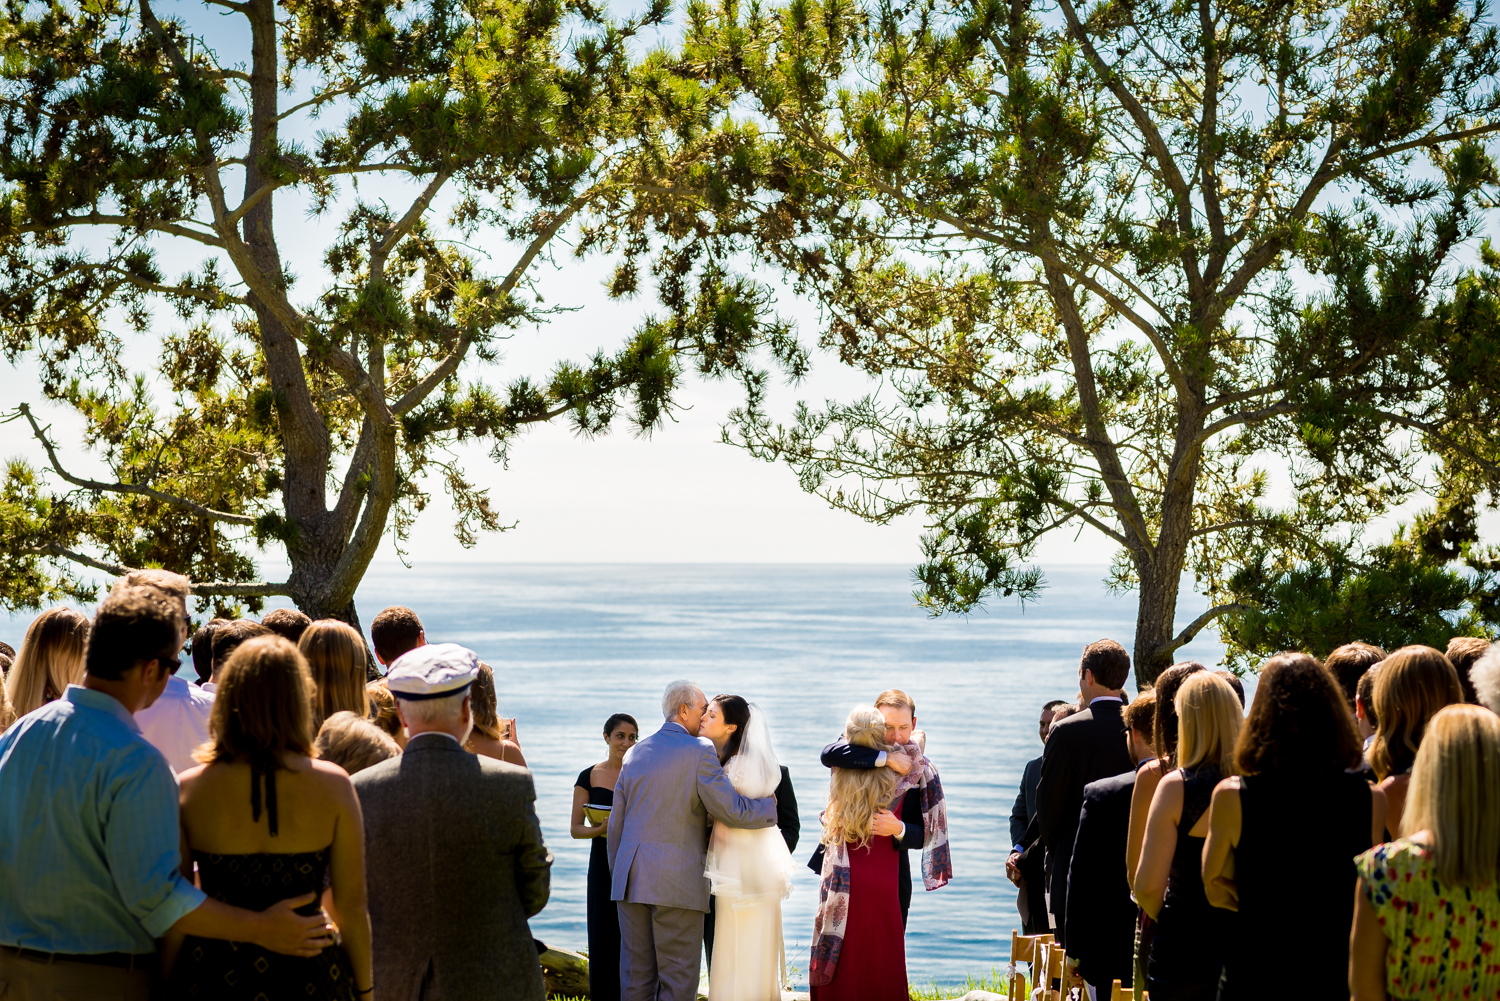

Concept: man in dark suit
[[1007, 700, 1073, 934], [1065, 692, 1158, 992], [809, 689, 925, 926], [1035, 639, 1136, 945], [354, 644, 553, 1001]]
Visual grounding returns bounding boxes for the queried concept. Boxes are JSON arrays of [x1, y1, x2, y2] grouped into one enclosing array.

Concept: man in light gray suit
[[354, 643, 552, 1001], [608, 680, 778, 1001]]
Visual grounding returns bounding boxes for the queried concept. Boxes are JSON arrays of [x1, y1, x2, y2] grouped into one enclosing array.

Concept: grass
[[907, 969, 1017, 999]]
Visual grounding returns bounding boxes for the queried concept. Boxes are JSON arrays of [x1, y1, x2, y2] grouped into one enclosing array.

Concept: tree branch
[[15, 404, 258, 525], [24, 543, 288, 597], [1155, 602, 1246, 661]]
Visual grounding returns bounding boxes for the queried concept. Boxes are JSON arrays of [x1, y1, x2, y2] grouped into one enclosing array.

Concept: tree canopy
[[0, 0, 802, 623], [657, 0, 1500, 682]]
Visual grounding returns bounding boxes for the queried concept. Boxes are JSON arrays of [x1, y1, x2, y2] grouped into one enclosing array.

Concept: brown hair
[[1151, 662, 1206, 766], [314, 711, 401, 776], [470, 662, 503, 741], [0, 656, 15, 733], [1324, 642, 1388, 708], [1122, 690, 1156, 734], [299, 620, 369, 727], [366, 679, 403, 740], [262, 608, 313, 645], [370, 606, 424, 665], [1403, 705, 1500, 888], [199, 635, 315, 767], [7, 607, 90, 715], [1080, 639, 1131, 690], [1371, 645, 1463, 781], [1235, 652, 1362, 776], [873, 689, 915, 717], [1214, 669, 1246, 708], [1444, 636, 1490, 704], [190, 618, 229, 684], [211, 619, 272, 674], [1357, 663, 1381, 728]]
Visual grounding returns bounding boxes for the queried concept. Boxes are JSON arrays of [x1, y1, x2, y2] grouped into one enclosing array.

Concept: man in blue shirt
[[0, 584, 334, 998]]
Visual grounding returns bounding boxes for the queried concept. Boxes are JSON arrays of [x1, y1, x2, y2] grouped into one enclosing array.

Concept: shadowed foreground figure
[[354, 643, 552, 1001]]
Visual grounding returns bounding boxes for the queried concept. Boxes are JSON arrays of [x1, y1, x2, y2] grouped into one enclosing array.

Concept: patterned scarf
[[809, 745, 951, 986]]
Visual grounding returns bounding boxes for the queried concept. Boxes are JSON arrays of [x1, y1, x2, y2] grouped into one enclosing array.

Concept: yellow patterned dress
[[1356, 838, 1500, 1001]]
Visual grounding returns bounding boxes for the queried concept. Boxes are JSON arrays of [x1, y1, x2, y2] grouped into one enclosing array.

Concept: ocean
[[1, 561, 1234, 988], [338, 562, 1232, 989]]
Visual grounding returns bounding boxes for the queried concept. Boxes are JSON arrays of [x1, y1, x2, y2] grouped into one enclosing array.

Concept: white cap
[[387, 642, 479, 701]]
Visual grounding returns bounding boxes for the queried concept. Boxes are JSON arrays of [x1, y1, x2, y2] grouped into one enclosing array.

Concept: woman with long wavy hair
[[5, 607, 89, 719], [810, 706, 947, 1001], [297, 620, 370, 730]]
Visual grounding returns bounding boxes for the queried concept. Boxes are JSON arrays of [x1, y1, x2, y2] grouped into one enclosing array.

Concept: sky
[[3, 0, 1495, 626]]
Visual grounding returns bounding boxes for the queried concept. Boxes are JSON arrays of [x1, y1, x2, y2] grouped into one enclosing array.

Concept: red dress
[[810, 835, 908, 1001]]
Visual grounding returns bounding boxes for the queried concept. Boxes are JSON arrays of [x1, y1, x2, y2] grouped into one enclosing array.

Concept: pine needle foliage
[[653, 0, 1500, 681], [0, 0, 803, 621]]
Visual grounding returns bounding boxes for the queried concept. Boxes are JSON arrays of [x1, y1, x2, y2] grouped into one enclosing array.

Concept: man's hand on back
[[254, 894, 335, 957], [871, 809, 905, 837]]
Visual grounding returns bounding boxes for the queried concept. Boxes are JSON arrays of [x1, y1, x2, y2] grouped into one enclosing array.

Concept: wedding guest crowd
[[6, 576, 1500, 1001]]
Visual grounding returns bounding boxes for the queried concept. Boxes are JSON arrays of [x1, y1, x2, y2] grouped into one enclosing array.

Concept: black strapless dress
[[169, 848, 356, 1000]]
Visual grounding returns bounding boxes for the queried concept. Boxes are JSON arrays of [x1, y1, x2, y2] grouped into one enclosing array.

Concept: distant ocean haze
[[0, 562, 1231, 987]]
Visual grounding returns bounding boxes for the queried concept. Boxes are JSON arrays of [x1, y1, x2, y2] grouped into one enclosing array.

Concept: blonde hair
[[314, 710, 401, 776], [1175, 671, 1242, 776], [1403, 705, 1500, 889], [6, 607, 89, 717], [298, 620, 369, 727], [366, 679, 403, 741], [822, 706, 901, 849], [1372, 646, 1463, 780]]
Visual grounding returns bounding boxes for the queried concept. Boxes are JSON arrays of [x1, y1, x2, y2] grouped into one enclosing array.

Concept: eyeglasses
[[157, 654, 181, 674]]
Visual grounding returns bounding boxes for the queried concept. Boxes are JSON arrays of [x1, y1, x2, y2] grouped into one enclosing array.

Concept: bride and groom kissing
[[607, 680, 794, 1001]]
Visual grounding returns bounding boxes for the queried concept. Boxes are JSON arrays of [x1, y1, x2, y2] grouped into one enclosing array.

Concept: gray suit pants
[[617, 900, 703, 1001]]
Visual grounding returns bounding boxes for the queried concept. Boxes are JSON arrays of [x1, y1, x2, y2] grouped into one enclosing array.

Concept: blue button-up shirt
[[0, 685, 207, 954]]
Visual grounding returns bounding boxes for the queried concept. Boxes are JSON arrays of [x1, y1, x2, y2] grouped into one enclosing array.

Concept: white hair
[[1471, 643, 1500, 716], [662, 679, 704, 721], [397, 690, 470, 732]]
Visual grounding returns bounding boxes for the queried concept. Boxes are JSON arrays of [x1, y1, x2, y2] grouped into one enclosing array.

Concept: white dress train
[[704, 707, 794, 1001]]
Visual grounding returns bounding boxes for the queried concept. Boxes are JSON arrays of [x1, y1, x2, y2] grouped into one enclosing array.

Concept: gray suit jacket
[[606, 721, 777, 912], [353, 732, 552, 1001]]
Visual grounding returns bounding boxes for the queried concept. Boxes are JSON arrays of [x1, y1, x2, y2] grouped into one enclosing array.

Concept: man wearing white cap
[[352, 643, 552, 1001]]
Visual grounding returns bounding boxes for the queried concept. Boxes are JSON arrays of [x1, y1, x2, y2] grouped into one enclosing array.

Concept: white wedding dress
[[704, 707, 795, 1001]]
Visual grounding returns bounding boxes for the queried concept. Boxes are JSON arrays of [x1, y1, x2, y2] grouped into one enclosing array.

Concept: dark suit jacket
[[1065, 763, 1145, 987], [1035, 699, 1133, 944], [353, 733, 552, 1001], [809, 741, 923, 925], [774, 765, 800, 852], [1009, 753, 1044, 847]]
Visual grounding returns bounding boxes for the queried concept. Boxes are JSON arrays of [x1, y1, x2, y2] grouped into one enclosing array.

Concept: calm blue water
[[2, 562, 1232, 988], [343, 563, 1230, 988]]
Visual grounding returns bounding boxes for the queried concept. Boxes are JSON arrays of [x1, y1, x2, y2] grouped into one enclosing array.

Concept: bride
[[700, 694, 795, 1001]]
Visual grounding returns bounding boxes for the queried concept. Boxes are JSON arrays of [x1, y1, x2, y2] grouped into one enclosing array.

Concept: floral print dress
[[1356, 838, 1500, 1000]]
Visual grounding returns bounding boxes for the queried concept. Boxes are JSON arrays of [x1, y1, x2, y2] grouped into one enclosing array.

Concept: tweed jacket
[[606, 721, 777, 912], [353, 732, 552, 1001]]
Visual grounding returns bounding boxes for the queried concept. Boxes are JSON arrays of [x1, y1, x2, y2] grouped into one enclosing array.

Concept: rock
[[538, 946, 590, 998]]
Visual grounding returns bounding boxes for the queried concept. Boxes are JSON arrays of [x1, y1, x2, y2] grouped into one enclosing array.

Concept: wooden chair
[[1006, 929, 1052, 1000], [1110, 978, 1145, 1001]]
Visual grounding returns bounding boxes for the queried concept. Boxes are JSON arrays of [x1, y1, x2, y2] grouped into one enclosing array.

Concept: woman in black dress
[[1203, 653, 1387, 1000], [571, 713, 639, 1001], [1134, 672, 1243, 1000], [166, 634, 371, 1001]]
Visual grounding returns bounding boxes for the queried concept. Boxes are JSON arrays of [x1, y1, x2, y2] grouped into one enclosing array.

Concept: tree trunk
[[1133, 565, 1181, 689]]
